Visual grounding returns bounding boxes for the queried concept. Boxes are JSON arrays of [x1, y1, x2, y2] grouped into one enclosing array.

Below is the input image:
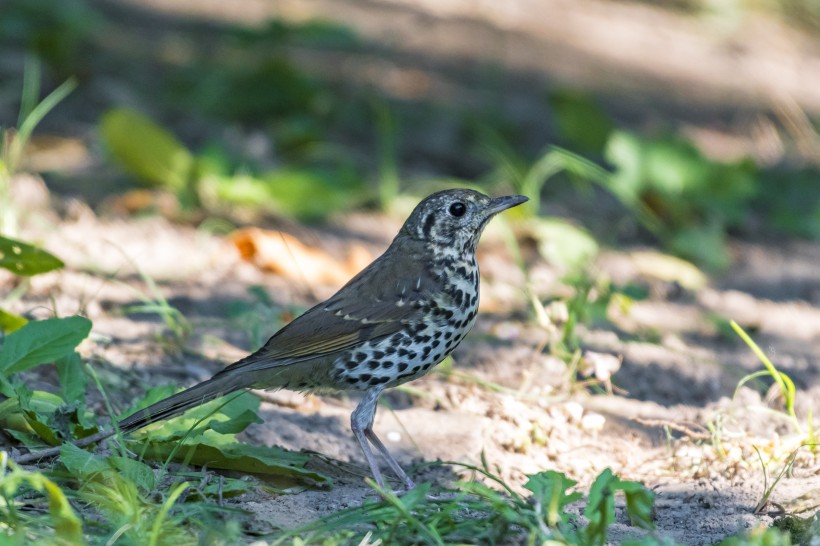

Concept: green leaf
[[134, 390, 262, 440], [0, 236, 63, 276], [100, 108, 194, 191], [121, 384, 177, 417], [583, 468, 619, 546], [620, 479, 655, 530], [0, 308, 28, 333], [604, 131, 646, 203], [210, 166, 364, 220], [23, 408, 62, 446], [56, 352, 86, 401], [210, 409, 263, 434], [526, 217, 599, 272], [60, 442, 110, 478], [135, 434, 330, 486], [126, 390, 329, 485], [0, 315, 91, 375], [667, 224, 729, 272], [549, 90, 614, 155], [524, 470, 583, 528], [111, 456, 156, 492]]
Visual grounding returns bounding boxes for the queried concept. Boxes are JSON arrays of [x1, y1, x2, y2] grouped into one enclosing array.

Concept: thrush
[[16, 189, 527, 490]]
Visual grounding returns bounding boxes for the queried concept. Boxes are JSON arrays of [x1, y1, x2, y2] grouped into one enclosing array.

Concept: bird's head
[[399, 189, 528, 253]]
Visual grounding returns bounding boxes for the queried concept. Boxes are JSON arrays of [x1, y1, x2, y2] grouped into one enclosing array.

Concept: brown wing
[[217, 237, 434, 375]]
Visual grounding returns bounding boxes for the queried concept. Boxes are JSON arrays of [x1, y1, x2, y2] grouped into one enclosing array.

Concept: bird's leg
[[351, 387, 415, 491], [351, 388, 387, 489], [364, 428, 415, 491]]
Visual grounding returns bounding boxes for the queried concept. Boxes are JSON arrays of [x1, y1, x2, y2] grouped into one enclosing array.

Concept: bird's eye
[[448, 202, 467, 217]]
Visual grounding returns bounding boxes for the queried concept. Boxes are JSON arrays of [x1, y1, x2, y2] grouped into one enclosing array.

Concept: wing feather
[[216, 237, 433, 375]]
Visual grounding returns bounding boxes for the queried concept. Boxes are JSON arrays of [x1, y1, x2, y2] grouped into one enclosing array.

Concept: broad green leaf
[[0, 388, 97, 447], [100, 108, 194, 191], [210, 408, 263, 434], [668, 224, 729, 272], [23, 408, 61, 446], [60, 443, 110, 479], [192, 474, 255, 500], [210, 167, 364, 220], [620, 479, 655, 530], [549, 90, 614, 155], [133, 390, 262, 440], [0, 236, 63, 276], [604, 131, 646, 203], [524, 470, 582, 528], [526, 217, 599, 272], [0, 308, 28, 333], [583, 468, 619, 546], [0, 315, 91, 375], [121, 384, 177, 417], [56, 352, 86, 401], [135, 434, 330, 486], [111, 456, 156, 492]]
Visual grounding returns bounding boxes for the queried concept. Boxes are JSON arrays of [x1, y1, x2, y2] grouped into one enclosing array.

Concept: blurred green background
[[2, 0, 820, 270]]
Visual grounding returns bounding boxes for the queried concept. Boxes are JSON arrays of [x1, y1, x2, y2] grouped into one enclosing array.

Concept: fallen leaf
[[231, 227, 372, 287], [629, 250, 707, 291]]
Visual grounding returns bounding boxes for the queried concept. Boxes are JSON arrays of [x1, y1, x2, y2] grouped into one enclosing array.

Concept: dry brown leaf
[[103, 189, 180, 217], [231, 227, 372, 287]]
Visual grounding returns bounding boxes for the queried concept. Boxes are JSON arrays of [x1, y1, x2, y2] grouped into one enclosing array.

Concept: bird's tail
[[118, 374, 244, 433]]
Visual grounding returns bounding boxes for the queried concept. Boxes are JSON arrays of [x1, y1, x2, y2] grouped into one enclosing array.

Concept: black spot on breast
[[407, 351, 417, 359], [371, 376, 390, 385], [453, 290, 464, 306], [385, 347, 397, 355], [345, 361, 358, 370], [355, 353, 367, 363], [369, 361, 380, 370], [433, 331, 442, 339], [398, 348, 409, 357], [398, 363, 408, 372], [443, 310, 454, 320], [373, 350, 385, 359], [382, 360, 394, 369], [346, 377, 359, 385], [411, 365, 421, 373], [455, 265, 467, 277], [431, 340, 440, 348], [444, 331, 453, 340], [422, 346, 432, 358], [360, 373, 372, 382]]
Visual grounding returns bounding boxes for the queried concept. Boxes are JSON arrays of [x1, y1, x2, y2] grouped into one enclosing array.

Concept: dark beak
[[487, 194, 528, 215]]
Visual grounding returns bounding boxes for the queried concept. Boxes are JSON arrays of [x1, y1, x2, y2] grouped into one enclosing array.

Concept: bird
[[15, 188, 527, 490]]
